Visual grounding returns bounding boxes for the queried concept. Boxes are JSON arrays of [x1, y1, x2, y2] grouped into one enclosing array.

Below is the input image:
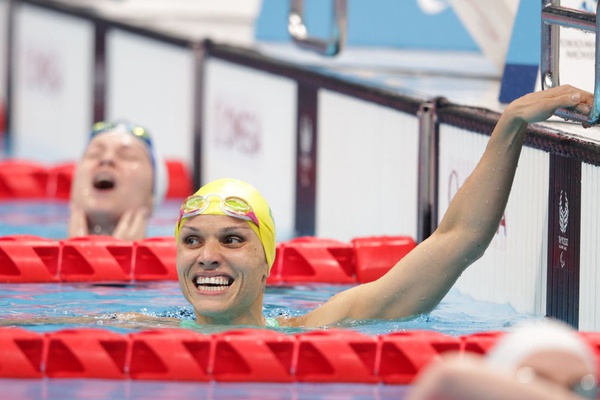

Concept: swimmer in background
[[68, 121, 168, 241], [174, 85, 594, 328], [406, 319, 598, 400]]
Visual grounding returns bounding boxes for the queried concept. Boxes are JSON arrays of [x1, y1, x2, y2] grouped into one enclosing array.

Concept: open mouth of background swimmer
[[194, 275, 234, 292], [93, 172, 116, 190]]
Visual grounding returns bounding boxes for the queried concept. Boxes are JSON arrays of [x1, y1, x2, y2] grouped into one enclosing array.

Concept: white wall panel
[[203, 58, 297, 241], [316, 91, 419, 242], [106, 29, 196, 167], [0, 0, 8, 117], [12, 3, 94, 162]]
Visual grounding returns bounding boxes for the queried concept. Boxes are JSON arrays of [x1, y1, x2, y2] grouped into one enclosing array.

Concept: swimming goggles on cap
[[90, 121, 155, 165], [178, 193, 260, 228]]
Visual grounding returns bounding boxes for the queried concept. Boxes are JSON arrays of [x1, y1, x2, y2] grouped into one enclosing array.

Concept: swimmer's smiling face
[[176, 214, 269, 325], [70, 130, 154, 223]]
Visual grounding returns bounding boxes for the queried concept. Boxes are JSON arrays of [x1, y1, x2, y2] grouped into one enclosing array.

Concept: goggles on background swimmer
[[516, 367, 597, 399], [90, 121, 155, 166], [177, 193, 260, 230]]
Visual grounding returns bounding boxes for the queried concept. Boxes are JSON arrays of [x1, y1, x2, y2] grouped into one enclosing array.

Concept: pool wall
[[2, 0, 600, 331]]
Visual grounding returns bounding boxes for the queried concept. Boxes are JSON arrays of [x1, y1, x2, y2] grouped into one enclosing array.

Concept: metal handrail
[[541, 0, 600, 125], [288, 0, 347, 56]]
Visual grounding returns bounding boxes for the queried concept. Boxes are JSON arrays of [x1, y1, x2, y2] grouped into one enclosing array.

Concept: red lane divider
[[129, 329, 212, 381], [212, 329, 295, 382], [378, 331, 461, 384], [0, 160, 48, 199], [165, 160, 193, 199], [60, 236, 134, 282], [133, 237, 178, 281], [45, 329, 129, 379], [294, 329, 379, 383], [273, 237, 356, 284], [0, 328, 45, 378], [1, 327, 595, 383], [352, 236, 416, 283], [0, 234, 417, 284], [0, 236, 60, 283], [461, 331, 505, 355], [0, 159, 192, 200], [581, 332, 600, 374], [47, 162, 75, 200]]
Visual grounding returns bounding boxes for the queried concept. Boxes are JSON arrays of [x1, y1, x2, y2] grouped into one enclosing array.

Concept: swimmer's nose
[[98, 149, 117, 166], [196, 240, 221, 270]]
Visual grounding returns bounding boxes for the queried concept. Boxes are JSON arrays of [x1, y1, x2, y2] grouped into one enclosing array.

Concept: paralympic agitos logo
[[557, 190, 569, 268]]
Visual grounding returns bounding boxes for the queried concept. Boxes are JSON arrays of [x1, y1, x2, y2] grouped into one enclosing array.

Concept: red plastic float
[[378, 330, 461, 384], [46, 162, 75, 199], [129, 329, 212, 381], [461, 331, 505, 355], [133, 237, 177, 281], [0, 235, 60, 283], [212, 329, 295, 382], [0, 160, 48, 199], [45, 328, 129, 379], [60, 236, 133, 282], [294, 329, 379, 383], [0, 328, 45, 378], [165, 160, 194, 199], [273, 237, 356, 283], [352, 235, 416, 283]]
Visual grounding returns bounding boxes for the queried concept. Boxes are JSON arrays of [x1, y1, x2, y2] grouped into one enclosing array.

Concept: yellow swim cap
[[175, 178, 276, 270]]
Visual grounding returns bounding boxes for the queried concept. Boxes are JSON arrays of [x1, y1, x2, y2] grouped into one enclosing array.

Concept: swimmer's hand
[[504, 84, 593, 125], [112, 207, 150, 241], [67, 204, 89, 238]]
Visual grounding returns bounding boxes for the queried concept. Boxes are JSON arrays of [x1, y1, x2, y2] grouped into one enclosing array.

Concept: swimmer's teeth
[[195, 276, 230, 289]]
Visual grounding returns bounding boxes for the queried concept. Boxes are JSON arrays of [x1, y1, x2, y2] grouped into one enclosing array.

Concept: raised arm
[[296, 85, 593, 327]]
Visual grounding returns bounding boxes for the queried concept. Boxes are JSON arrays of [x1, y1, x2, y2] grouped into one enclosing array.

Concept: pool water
[[1, 379, 413, 400], [0, 200, 181, 239], [0, 281, 538, 335]]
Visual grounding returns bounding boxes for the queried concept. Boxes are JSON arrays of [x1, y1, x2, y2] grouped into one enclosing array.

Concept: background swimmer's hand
[[67, 204, 89, 238], [112, 207, 150, 241], [504, 84, 593, 125]]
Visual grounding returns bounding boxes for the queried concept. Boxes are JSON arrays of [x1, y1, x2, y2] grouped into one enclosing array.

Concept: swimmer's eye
[[83, 147, 103, 159], [222, 236, 244, 246], [117, 147, 148, 163], [182, 235, 201, 247]]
